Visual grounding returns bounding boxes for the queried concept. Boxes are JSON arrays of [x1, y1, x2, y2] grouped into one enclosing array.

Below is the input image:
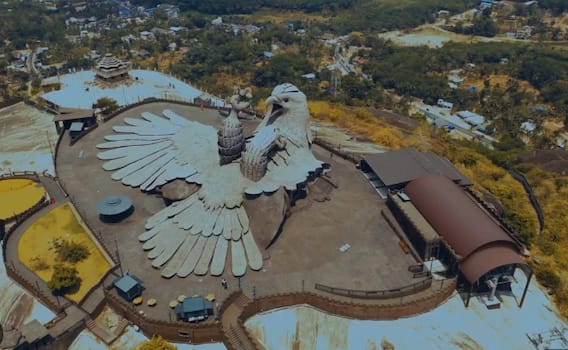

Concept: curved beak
[[265, 95, 280, 108], [265, 95, 283, 120]]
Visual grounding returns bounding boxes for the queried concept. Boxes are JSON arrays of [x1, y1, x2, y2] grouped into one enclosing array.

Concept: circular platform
[[96, 195, 133, 217]]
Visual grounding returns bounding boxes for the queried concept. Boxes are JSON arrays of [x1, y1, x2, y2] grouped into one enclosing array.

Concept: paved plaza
[[56, 102, 422, 321]]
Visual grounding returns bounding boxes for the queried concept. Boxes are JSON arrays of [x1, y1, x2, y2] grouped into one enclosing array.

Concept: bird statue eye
[[283, 98, 289, 103]]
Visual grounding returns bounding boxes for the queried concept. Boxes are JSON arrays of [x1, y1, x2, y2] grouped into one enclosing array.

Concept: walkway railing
[[315, 277, 433, 299]]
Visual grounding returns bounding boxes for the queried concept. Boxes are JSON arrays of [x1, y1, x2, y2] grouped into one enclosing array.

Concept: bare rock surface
[[160, 180, 199, 201], [244, 188, 289, 250]]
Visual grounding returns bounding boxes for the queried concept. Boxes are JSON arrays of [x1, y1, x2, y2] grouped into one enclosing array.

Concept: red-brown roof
[[459, 243, 525, 284], [405, 174, 527, 283]]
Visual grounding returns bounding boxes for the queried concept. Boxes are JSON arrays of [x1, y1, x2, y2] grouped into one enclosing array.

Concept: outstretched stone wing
[[96, 110, 219, 191]]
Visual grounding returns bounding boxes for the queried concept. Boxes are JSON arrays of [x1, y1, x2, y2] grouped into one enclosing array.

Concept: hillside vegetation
[[136, 0, 477, 32], [521, 165, 568, 315]]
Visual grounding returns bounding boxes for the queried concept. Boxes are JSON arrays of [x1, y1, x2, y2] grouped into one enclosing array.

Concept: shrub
[[47, 264, 80, 294], [50, 239, 90, 263], [536, 269, 561, 290], [382, 338, 396, 350], [29, 256, 49, 271], [136, 336, 177, 350]]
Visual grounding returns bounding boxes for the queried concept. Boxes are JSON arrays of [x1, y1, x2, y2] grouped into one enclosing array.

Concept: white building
[[521, 119, 537, 133], [437, 99, 454, 110], [457, 111, 485, 126]]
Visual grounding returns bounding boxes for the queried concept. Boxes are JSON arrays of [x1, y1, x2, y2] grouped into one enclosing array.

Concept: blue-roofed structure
[[69, 122, 84, 140], [457, 110, 485, 126], [176, 296, 213, 322], [113, 274, 143, 301], [263, 51, 274, 58]]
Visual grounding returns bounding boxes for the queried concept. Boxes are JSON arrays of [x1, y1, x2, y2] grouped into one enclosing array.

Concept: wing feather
[[194, 236, 218, 275], [151, 229, 187, 268], [122, 151, 176, 187], [242, 230, 263, 270], [162, 109, 192, 126], [100, 110, 218, 192], [110, 149, 169, 181], [210, 237, 228, 276], [104, 134, 167, 142], [161, 234, 199, 278], [98, 141, 172, 160], [231, 239, 247, 277], [177, 235, 208, 277]]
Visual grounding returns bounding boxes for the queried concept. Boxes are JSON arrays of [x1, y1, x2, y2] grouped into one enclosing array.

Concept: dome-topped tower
[[218, 87, 251, 165]]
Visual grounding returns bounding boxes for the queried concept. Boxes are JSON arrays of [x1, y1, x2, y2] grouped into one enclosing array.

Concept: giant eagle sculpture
[[96, 83, 324, 278]]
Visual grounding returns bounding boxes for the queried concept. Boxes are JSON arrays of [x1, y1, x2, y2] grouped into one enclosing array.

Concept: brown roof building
[[388, 174, 532, 307], [360, 148, 472, 192]]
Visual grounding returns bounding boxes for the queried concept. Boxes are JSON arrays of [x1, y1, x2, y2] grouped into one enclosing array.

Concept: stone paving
[[56, 102, 427, 322]]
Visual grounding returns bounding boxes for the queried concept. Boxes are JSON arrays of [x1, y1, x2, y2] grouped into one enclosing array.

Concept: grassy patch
[[18, 203, 112, 302], [522, 168, 568, 316], [309, 100, 430, 149], [0, 179, 46, 220], [238, 9, 330, 24]]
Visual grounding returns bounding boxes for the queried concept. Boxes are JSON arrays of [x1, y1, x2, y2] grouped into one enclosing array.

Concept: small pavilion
[[113, 273, 144, 302], [176, 296, 213, 322], [94, 54, 131, 83]]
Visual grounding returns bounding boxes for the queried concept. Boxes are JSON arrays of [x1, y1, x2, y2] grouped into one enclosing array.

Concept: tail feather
[[242, 230, 263, 271], [161, 234, 199, 278], [210, 237, 228, 276], [194, 236, 218, 275], [138, 191, 261, 277], [177, 235, 208, 277], [231, 239, 247, 277]]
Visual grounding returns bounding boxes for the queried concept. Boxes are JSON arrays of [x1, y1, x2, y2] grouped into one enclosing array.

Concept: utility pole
[[332, 68, 341, 98], [115, 239, 123, 276], [46, 131, 55, 174]]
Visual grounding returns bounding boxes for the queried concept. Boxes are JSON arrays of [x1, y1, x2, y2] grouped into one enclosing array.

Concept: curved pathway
[[3, 175, 89, 339]]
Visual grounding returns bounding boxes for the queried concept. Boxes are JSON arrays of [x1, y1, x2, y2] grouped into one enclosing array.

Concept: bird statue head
[[258, 83, 311, 148], [229, 87, 253, 114]]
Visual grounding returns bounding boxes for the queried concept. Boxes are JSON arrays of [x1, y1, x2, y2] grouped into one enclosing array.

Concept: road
[[26, 49, 38, 74]]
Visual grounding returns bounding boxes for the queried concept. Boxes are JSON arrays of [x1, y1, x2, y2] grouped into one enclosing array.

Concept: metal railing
[[315, 277, 433, 299]]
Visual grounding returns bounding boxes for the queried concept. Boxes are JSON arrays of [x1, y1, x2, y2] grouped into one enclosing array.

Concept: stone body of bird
[[96, 83, 324, 278]]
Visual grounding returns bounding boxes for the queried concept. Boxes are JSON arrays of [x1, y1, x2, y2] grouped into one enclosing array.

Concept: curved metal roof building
[[405, 174, 527, 284]]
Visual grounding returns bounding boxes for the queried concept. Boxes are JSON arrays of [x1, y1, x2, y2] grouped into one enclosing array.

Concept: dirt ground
[[0, 102, 58, 174], [56, 102, 423, 321], [518, 149, 568, 174], [0, 102, 58, 154]]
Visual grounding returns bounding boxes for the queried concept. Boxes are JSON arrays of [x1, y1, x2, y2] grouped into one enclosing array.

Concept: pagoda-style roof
[[96, 54, 129, 71], [95, 54, 131, 80]]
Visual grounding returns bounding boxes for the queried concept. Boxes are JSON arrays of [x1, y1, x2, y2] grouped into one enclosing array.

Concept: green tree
[[470, 15, 498, 37], [252, 53, 313, 87], [47, 265, 80, 294], [95, 97, 119, 114], [50, 239, 90, 263], [136, 336, 177, 350]]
